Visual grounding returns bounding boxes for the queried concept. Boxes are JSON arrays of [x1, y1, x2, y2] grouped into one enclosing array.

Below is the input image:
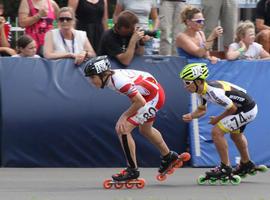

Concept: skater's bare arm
[[182, 106, 207, 122], [122, 93, 146, 118], [116, 93, 146, 133], [209, 104, 237, 125]]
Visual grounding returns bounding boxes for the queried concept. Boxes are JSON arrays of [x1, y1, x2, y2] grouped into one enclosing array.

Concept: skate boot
[[233, 160, 268, 178], [156, 151, 190, 181], [197, 163, 241, 185], [103, 168, 145, 189], [112, 167, 140, 182], [158, 151, 179, 173]]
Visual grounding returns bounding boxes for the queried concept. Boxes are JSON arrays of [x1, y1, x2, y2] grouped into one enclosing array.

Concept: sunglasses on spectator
[[191, 19, 205, 25], [58, 17, 73, 22], [183, 80, 194, 86]]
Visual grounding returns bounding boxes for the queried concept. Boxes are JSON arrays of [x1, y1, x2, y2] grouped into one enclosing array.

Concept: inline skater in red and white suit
[[84, 56, 179, 181]]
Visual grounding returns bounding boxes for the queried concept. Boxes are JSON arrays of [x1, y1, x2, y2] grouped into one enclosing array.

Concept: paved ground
[[0, 168, 269, 200]]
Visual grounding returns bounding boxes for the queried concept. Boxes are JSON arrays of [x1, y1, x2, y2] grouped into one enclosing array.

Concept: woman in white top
[[44, 7, 96, 64], [226, 20, 270, 60], [12, 34, 40, 58]]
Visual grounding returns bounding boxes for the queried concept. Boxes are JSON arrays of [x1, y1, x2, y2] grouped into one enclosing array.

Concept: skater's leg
[[230, 132, 250, 163], [112, 122, 141, 181], [116, 122, 137, 168], [139, 121, 170, 156], [212, 125, 230, 166], [139, 122, 178, 173]]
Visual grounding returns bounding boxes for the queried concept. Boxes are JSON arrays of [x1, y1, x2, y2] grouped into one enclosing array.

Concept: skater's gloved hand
[[208, 116, 219, 125], [182, 113, 193, 122]]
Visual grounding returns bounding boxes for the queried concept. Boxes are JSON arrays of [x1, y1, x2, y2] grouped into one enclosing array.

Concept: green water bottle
[[107, 19, 114, 29], [53, 20, 58, 28]]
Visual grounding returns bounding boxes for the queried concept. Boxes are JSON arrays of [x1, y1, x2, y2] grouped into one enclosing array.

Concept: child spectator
[[12, 35, 40, 58], [226, 20, 270, 60]]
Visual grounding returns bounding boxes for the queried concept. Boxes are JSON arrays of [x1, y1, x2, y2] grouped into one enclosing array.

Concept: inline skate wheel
[[230, 175, 241, 185], [208, 178, 217, 185], [220, 177, 229, 185], [239, 173, 247, 178], [181, 152, 191, 162], [197, 175, 206, 185], [258, 165, 268, 172], [136, 179, 145, 189], [249, 170, 257, 176], [103, 179, 113, 189], [174, 161, 183, 168], [125, 180, 134, 189], [156, 174, 167, 181], [167, 168, 175, 174], [114, 182, 124, 189]]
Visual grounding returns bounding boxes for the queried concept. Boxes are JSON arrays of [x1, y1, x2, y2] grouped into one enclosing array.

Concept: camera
[[141, 29, 158, 38]]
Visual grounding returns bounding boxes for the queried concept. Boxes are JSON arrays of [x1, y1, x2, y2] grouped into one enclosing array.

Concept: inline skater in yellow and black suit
[[179, 63, 263, 180]]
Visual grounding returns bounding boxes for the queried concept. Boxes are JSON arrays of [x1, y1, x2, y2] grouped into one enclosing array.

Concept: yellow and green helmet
[[179, 63, 209, 81]]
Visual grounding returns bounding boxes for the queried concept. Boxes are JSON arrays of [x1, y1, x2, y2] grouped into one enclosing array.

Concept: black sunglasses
[[58, 17, 73, 22]]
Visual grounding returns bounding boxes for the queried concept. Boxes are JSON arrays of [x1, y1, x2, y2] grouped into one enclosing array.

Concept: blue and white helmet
[[84, 55, 111, 76]]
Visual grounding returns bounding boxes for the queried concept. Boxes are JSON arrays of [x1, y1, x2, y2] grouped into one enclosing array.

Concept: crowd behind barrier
[[4, 0, 264, 54], [0, 56, 270, 167]]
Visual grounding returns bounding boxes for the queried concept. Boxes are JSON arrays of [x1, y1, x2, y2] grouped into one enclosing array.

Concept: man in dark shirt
[[98, 10, 147, 66], [255, 0, 270, 53]]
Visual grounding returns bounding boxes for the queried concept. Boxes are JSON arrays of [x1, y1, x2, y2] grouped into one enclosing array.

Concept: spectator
[[255, 0, 270, 53], [0, 2, 16, 56], [18, 0, 59, 56], [226, 20, 270, 60], [98, 10, 146, 66], [68, 0, 108, 53], [202, 0, 238, 51], [176, 5, 223, 64], [113, 0, 159, 55], [12, 35, 40, 58], [44, 7, 96, 65], [159, 0, 186, 56]]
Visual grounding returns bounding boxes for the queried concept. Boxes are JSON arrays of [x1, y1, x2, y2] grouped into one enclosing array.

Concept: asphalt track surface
[[0, 168, 269, 200]]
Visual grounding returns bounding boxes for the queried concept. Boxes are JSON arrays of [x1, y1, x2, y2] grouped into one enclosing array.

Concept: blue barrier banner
[[0, 56, 189, 167], [189, 59, 270, 167]]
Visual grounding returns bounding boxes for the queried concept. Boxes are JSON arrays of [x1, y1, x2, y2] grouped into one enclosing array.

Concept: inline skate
[[197, 163, 241, 185], [157, 151, 191, 181], [233, 160, 268, 178], [103, 167, 145, 189]]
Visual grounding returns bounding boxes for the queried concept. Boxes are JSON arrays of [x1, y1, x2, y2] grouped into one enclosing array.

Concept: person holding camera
[[112, 0, 159, 55], [98, 10, 149, 66]]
